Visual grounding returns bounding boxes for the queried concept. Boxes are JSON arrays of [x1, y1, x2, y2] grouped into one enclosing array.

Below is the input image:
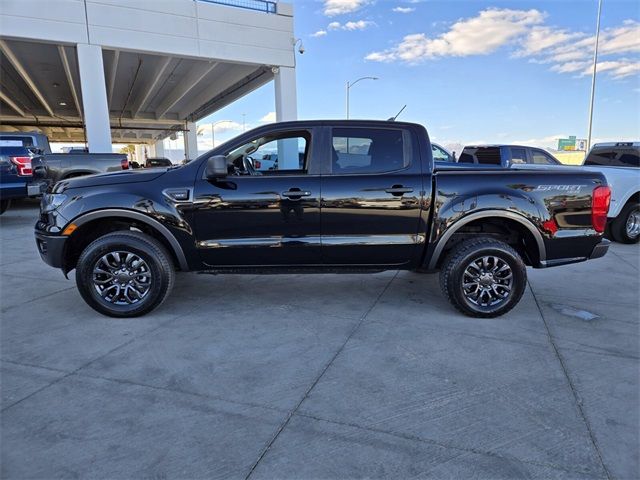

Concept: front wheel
[[440, 238, 527, 318], [610, 202, 640, 244], [75, 231, 175, 317]]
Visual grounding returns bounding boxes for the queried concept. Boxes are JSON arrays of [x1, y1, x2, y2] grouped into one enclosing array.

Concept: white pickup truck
[[581, 142, 639, 243]]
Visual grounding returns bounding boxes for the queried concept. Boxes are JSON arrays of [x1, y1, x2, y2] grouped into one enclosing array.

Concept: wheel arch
[[427, 210, 546, 270], [66, 209, 189, 271]]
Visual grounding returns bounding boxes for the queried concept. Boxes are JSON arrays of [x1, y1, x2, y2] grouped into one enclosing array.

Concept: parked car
[[458, 145, 562, 166], [0, 144, 49, 214], [35, 120, 610, 318], [0, 132, 129, 183], [582, 142, 639, 243], [145, 157, 173, 168]]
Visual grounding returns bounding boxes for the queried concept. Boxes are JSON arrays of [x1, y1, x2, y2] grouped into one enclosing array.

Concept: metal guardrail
[[197, 0, 277, 14]]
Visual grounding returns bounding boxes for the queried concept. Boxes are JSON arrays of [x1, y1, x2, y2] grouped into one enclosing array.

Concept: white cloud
[[588, 60, 640, 79], [517, 26, 583, 56], [366, 8, 640, 80], [599, 20, 640, 55], [343, 20, 374, 31], [324, 0, 368, 16], [510, 134, 568, 149], [311, 30, 327, 37], [197, 121, 245, 148], [367, 8, 545, 62], [260, 111, 276, 123], [392, 7, 415, 14], [322, 19, 374, 34]]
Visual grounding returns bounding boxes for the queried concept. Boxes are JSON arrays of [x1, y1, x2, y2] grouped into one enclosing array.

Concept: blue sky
[[199, 0, 640, 153]]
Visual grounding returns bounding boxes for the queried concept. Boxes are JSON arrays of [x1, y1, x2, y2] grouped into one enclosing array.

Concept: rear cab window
[[585, 147, 639, 168], [459, 147, 501, 165], [330, 127, 412, 174]]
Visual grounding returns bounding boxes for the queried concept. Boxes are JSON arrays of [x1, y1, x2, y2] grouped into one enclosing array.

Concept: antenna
[[387, 105, 406, 122]]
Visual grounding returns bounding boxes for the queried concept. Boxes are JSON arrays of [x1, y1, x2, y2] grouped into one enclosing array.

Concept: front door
[[193, 129, 321, 267], [320, 126, 424, 266]]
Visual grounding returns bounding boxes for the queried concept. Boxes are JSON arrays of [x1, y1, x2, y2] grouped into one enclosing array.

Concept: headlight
[[41, 193, 68, 213]]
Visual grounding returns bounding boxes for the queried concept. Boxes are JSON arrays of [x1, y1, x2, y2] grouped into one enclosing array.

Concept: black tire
[[0, 199, 10, 215], [439, 237, 527, 318], [610, 202, 640, 244], [75, 231, 175, 317]]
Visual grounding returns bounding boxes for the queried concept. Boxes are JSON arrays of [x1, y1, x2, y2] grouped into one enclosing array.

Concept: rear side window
[[585, 149, 640, 168], [510, 148, 527, 164], [331, 128, 410, 174]]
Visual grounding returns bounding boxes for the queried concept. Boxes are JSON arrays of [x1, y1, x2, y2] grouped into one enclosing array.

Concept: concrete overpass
[[0, 0, 297, 157]]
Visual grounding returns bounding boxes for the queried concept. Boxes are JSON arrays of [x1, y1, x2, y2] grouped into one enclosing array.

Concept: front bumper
[[589, 238, 610, 260], [34, 232, 67, 269]]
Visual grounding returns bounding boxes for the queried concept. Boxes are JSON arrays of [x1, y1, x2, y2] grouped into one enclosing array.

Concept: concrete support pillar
[[184, 122, 198, 160], [77, 43, 112, 153], [274, 66, 297, 122], [274, 66, 298, 169], [154, 139, 165, 158], [135, 144, 146, 165]]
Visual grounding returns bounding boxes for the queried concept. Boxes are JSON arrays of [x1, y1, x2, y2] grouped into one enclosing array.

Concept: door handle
[[282, 189, 311, 199], [385, 186, 413, 196]]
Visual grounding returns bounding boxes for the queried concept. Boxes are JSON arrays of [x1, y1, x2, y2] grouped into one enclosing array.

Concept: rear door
[[320, 125, 424, 266]]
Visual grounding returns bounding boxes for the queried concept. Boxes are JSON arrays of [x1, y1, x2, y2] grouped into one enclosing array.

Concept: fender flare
[[427, 210, 546, 269], [71, 209, 190, 271]]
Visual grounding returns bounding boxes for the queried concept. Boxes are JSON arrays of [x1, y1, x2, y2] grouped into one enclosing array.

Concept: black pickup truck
[[35, 120, 611, 318]]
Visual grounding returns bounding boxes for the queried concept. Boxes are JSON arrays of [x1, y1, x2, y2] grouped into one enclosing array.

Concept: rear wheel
[[75, 231, 175, 317], [440, 238, 527, 318], [610, 202, 640, 244]]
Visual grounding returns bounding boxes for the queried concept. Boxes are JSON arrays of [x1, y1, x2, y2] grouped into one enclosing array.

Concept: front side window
[[331, 128, 410, 174], [531, 149, 557, 165], [224, 132, 309, 175]]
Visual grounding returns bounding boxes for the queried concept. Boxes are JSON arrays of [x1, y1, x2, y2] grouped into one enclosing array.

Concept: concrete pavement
[[1, 199, 638, 479]]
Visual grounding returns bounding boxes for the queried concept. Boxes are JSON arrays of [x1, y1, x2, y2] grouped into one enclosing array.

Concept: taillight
[[10, 156, 33, 176], [592, 185, 611, 233], [121, 158, 129, 170]]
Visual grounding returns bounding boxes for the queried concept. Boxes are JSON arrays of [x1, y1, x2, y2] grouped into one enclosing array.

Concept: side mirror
[[206, 155, 227, 179]]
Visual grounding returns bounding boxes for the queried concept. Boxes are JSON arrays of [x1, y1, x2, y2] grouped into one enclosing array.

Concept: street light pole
[[586, 0, 603, 153], [346, 76, 379, 119], [210, 119, 233, 148]]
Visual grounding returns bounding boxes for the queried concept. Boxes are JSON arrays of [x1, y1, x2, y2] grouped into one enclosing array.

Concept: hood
[[53, 168, 167, 192]]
